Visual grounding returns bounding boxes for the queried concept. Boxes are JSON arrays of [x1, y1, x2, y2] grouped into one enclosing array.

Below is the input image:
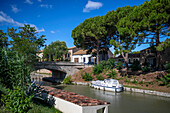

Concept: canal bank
[[52, 85, 170, 113], [72, 82, 170, 98]]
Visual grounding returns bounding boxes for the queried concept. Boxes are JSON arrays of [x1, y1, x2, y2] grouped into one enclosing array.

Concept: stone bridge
[[34, 62, 85, 81]]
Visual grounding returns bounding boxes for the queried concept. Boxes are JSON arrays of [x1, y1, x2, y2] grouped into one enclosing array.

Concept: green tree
[[43, 41, 67, 61], [109, 6, 140, 71], [8, 24, 46, 65], [156, 38, 170, 51], [135, 0, 170, 69], [72, 16, 111, 64], [0, 30, 8, 48]]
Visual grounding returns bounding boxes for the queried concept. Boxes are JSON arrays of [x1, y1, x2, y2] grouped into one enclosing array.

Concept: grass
[[28, 98, 62, 113]]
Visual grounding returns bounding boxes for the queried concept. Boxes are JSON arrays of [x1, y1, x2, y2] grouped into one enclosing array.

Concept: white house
[[72, 49, 113, 64]]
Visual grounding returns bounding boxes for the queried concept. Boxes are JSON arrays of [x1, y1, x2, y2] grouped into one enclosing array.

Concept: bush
[[63, 76, 73, 84], [93, 64, 103, 74], [165, 63, 170, 73], [107, 70, 117, 78], [142, 66, 150, 72], [116, 62, 123, 70], [130, 60, 141, 71], [160, 74, 170, 85], [106, 59, 115, 69], [1, 86, 33, 113], [81, 73, 93, 81], [131, 75, 138, 84], [96, 75, 104, 80]]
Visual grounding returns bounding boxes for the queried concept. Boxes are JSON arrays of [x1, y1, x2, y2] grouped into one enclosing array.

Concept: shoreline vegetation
[[70, 66, 170, 94]]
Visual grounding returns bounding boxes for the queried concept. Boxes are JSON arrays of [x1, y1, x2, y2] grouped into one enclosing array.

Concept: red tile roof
[[41, 86, 110, 106]]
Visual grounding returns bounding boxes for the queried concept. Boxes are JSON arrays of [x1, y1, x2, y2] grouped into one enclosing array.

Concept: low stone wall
[[124, 87, 170, 98]]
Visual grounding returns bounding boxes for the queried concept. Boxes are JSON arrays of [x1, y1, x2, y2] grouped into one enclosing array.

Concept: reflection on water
[[53, 85, 170, 113]]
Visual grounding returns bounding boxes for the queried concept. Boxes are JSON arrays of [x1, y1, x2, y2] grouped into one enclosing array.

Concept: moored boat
[[91, 79, 123, 92]]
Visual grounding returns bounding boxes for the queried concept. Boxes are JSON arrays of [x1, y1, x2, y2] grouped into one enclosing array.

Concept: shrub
[[142, 66, 150, 72], [160, 74, 170, 85], [96, 75, 104, 80], [107, 70, 117, 78], [130, 60, 141, 71], [93, 64, 103, 74], [106, 59, 115, 69], [81, 73, 93, 81], [1, 86, 33, 113], [63, 76, 73, 84], [165, 63, 170, 73], [139, 81, 143, 84], [116, 62, 123, 70], [124, 75, 129, 83], [131, 75, 138, 84]]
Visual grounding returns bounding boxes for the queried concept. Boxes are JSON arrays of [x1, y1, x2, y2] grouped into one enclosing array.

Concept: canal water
[[52, 85, 170, 113]]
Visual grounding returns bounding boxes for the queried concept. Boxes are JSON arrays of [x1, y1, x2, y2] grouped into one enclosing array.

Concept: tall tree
[[72, 16, 111, 64], [136, 0, 170, 69], [107, 6, 140, 70], [0, 30, 8, 48], [8, 24, 46, 65], [43, 41, 67, 61]]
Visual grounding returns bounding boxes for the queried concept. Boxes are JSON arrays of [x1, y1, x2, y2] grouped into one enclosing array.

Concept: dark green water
[[53, 85, 170, 113]]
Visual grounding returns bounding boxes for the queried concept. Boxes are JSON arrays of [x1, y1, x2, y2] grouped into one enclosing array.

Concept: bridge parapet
[[36, 61, 84, 66]]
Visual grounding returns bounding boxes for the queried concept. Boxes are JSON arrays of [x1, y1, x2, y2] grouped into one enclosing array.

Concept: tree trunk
[[97, 40, 100, 65], [122, 52, 128, 73], [156, 31, 161, 70]]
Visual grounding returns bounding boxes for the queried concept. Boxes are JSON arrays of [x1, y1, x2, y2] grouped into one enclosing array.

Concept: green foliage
[[130, 60, 141, 71], [107, 70, 117, 78], [8, 24, 46, 65], [43, 41, 67, 61], [93, 64, 104, 74], [1, 87, 33, 113], [139, 81, 143, 84], [116, 62, 123, 70], [93, 59, 115, 75], [124, 75, 129, 83], [96, 75, 104, 80], [28, 98, 62, 113], [0, 48, 31, 89], [160, 74, 170, 86], [131, 76, 138, 84], [156, 38, 170, 51], [71, 16, 111, 64], [165, 63, 170, 73], [63, 76, 73, 85], [81, 73, 93, 81], [0, 30, 8, 48], [142, 66, 150, 72]]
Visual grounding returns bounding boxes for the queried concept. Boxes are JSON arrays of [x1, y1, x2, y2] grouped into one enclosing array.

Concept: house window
[[89, 57, 91, 62], [68, 53, 70, 57], [83, 57, 86, 62], [74, 58, 79, 63]]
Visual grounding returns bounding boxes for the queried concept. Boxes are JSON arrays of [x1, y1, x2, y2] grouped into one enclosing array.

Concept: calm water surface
[[52, 85, 170, 113]]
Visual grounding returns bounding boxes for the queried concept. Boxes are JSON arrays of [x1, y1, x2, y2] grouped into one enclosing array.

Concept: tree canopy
[[8, 24, 46, 65], [43, 40, 67, 61], [72, 16, 112, 64]]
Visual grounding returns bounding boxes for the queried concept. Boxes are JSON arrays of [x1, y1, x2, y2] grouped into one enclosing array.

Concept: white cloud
[[0, 11, 44, 32], [50, 31, 55, 34], [11, 5, 20, 13], [83, 0, 103, 12], [40, 4, 52, 8], [25, 0, 33, 4], [38, 0, 42, 2]]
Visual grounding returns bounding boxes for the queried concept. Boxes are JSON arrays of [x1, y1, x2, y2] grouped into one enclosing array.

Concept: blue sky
[[0, 0, 168, 52]]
